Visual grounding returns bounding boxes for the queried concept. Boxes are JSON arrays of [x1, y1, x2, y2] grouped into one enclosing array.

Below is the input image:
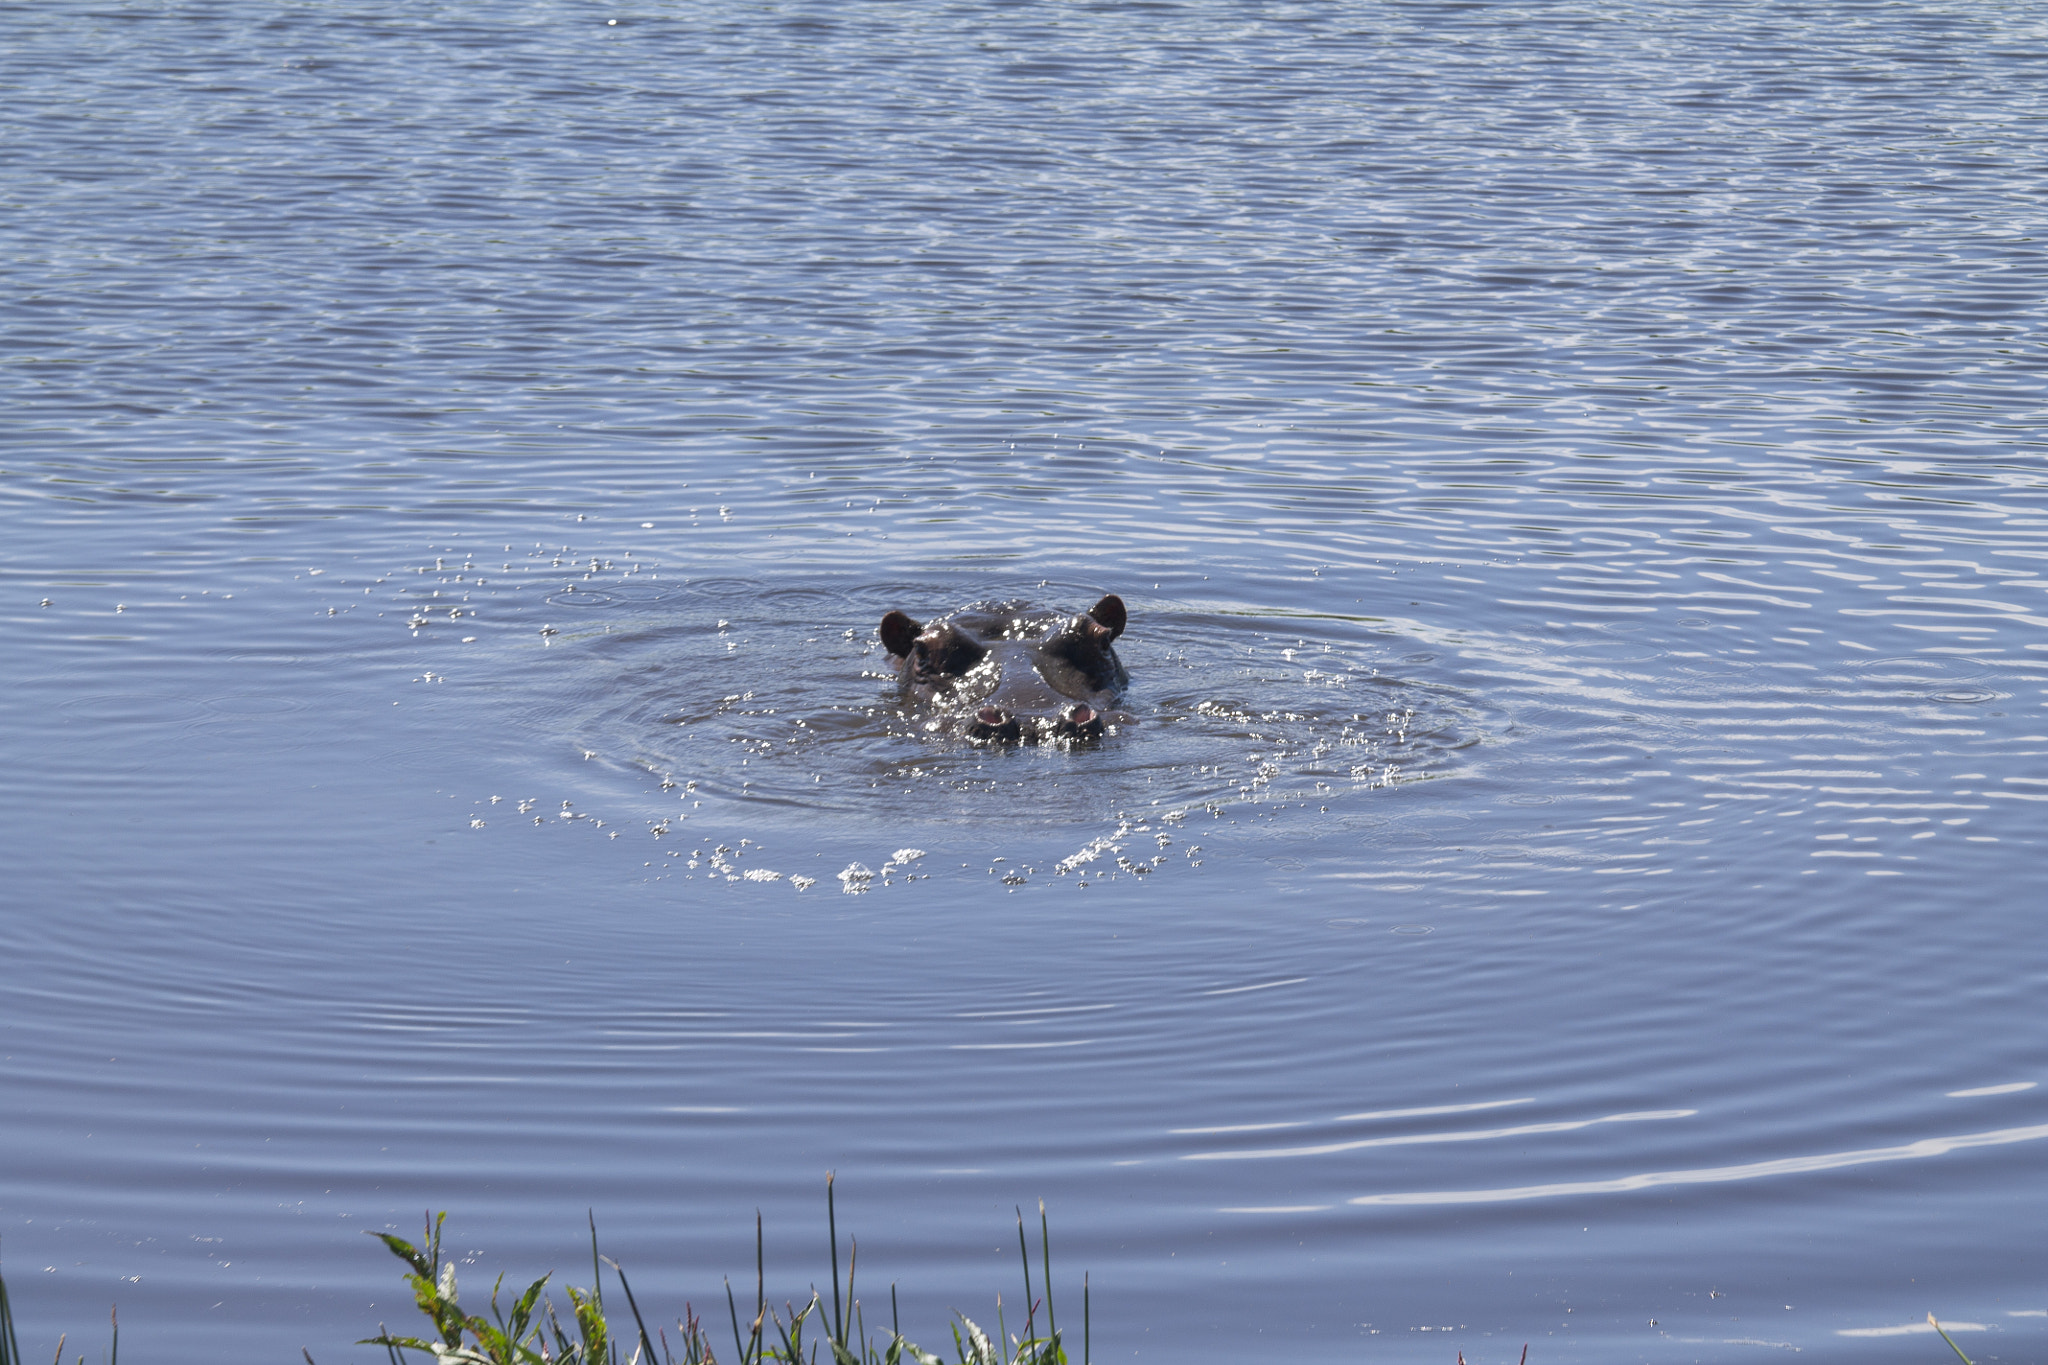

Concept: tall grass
[[346, 1175, 1084, 1365], [0, 1240, 17, 1365], [18, 1211, 1995, 1365], [0, 1241, 115, 1365]]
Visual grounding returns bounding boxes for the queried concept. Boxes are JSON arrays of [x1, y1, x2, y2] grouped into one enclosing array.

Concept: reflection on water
[[1345, 1119, 2048, 1208], [6, 0, 2048, 1361]]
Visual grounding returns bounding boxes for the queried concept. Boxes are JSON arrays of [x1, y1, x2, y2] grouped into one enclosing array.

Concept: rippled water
[[5, 2, 2048, 1361]]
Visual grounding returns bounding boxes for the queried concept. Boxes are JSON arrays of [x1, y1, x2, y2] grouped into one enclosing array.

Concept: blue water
[[5, 2, 2047, 1361]]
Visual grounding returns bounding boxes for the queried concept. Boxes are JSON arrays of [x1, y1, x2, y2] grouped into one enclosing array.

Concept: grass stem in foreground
[[1929, 1313, 1973, 1365], [346, 1179, 1079, 1364]]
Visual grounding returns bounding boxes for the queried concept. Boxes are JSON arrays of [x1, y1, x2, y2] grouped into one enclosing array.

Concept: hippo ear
[[1087, 594, 1127, 642], [880, 611, 921, 657]]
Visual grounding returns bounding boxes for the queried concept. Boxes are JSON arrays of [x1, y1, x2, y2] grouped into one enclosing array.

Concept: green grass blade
[[2, 1239, 25, 1365], [845, 1237, 858, 1353], [828, 1173, 844, 1346], [602, 1257, 662, 1365], [1928, 1313, 1973, 1365], [1038, 1202, 1054, 1354], [1015, 1211, 1033, 1343], [725, 1278, 748, 1365]]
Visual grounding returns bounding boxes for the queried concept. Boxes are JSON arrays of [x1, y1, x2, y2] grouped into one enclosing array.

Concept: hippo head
[[879, 595, 1130, 744]]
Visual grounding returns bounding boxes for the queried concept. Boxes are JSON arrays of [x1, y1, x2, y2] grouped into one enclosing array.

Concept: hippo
[[879, 595, 1130, 744]]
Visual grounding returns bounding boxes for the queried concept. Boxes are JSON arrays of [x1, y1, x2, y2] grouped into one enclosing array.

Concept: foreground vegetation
[[344, 1177, 1083, 1365], [0, 1202, 1994, 1365], [0, 1177, 1081, 1365], [0, 1255, 118, 1365]]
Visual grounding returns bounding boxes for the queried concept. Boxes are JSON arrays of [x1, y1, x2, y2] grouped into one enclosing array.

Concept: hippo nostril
[[1055, 702, 1105, 743], [966, 705, 1021, 743]]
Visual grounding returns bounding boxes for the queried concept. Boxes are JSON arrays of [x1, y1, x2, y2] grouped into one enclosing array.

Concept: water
[[4, 1, 2047, 1360]]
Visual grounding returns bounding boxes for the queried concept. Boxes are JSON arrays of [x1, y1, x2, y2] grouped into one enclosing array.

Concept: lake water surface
[[5, 2, 2048, 1361]]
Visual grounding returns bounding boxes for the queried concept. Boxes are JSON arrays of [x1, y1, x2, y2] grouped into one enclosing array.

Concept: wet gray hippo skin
[[879, 595, 1130, 744]]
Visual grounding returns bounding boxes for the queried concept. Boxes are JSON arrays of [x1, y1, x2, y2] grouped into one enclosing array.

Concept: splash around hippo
[[879, 595, 1131, 744]]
